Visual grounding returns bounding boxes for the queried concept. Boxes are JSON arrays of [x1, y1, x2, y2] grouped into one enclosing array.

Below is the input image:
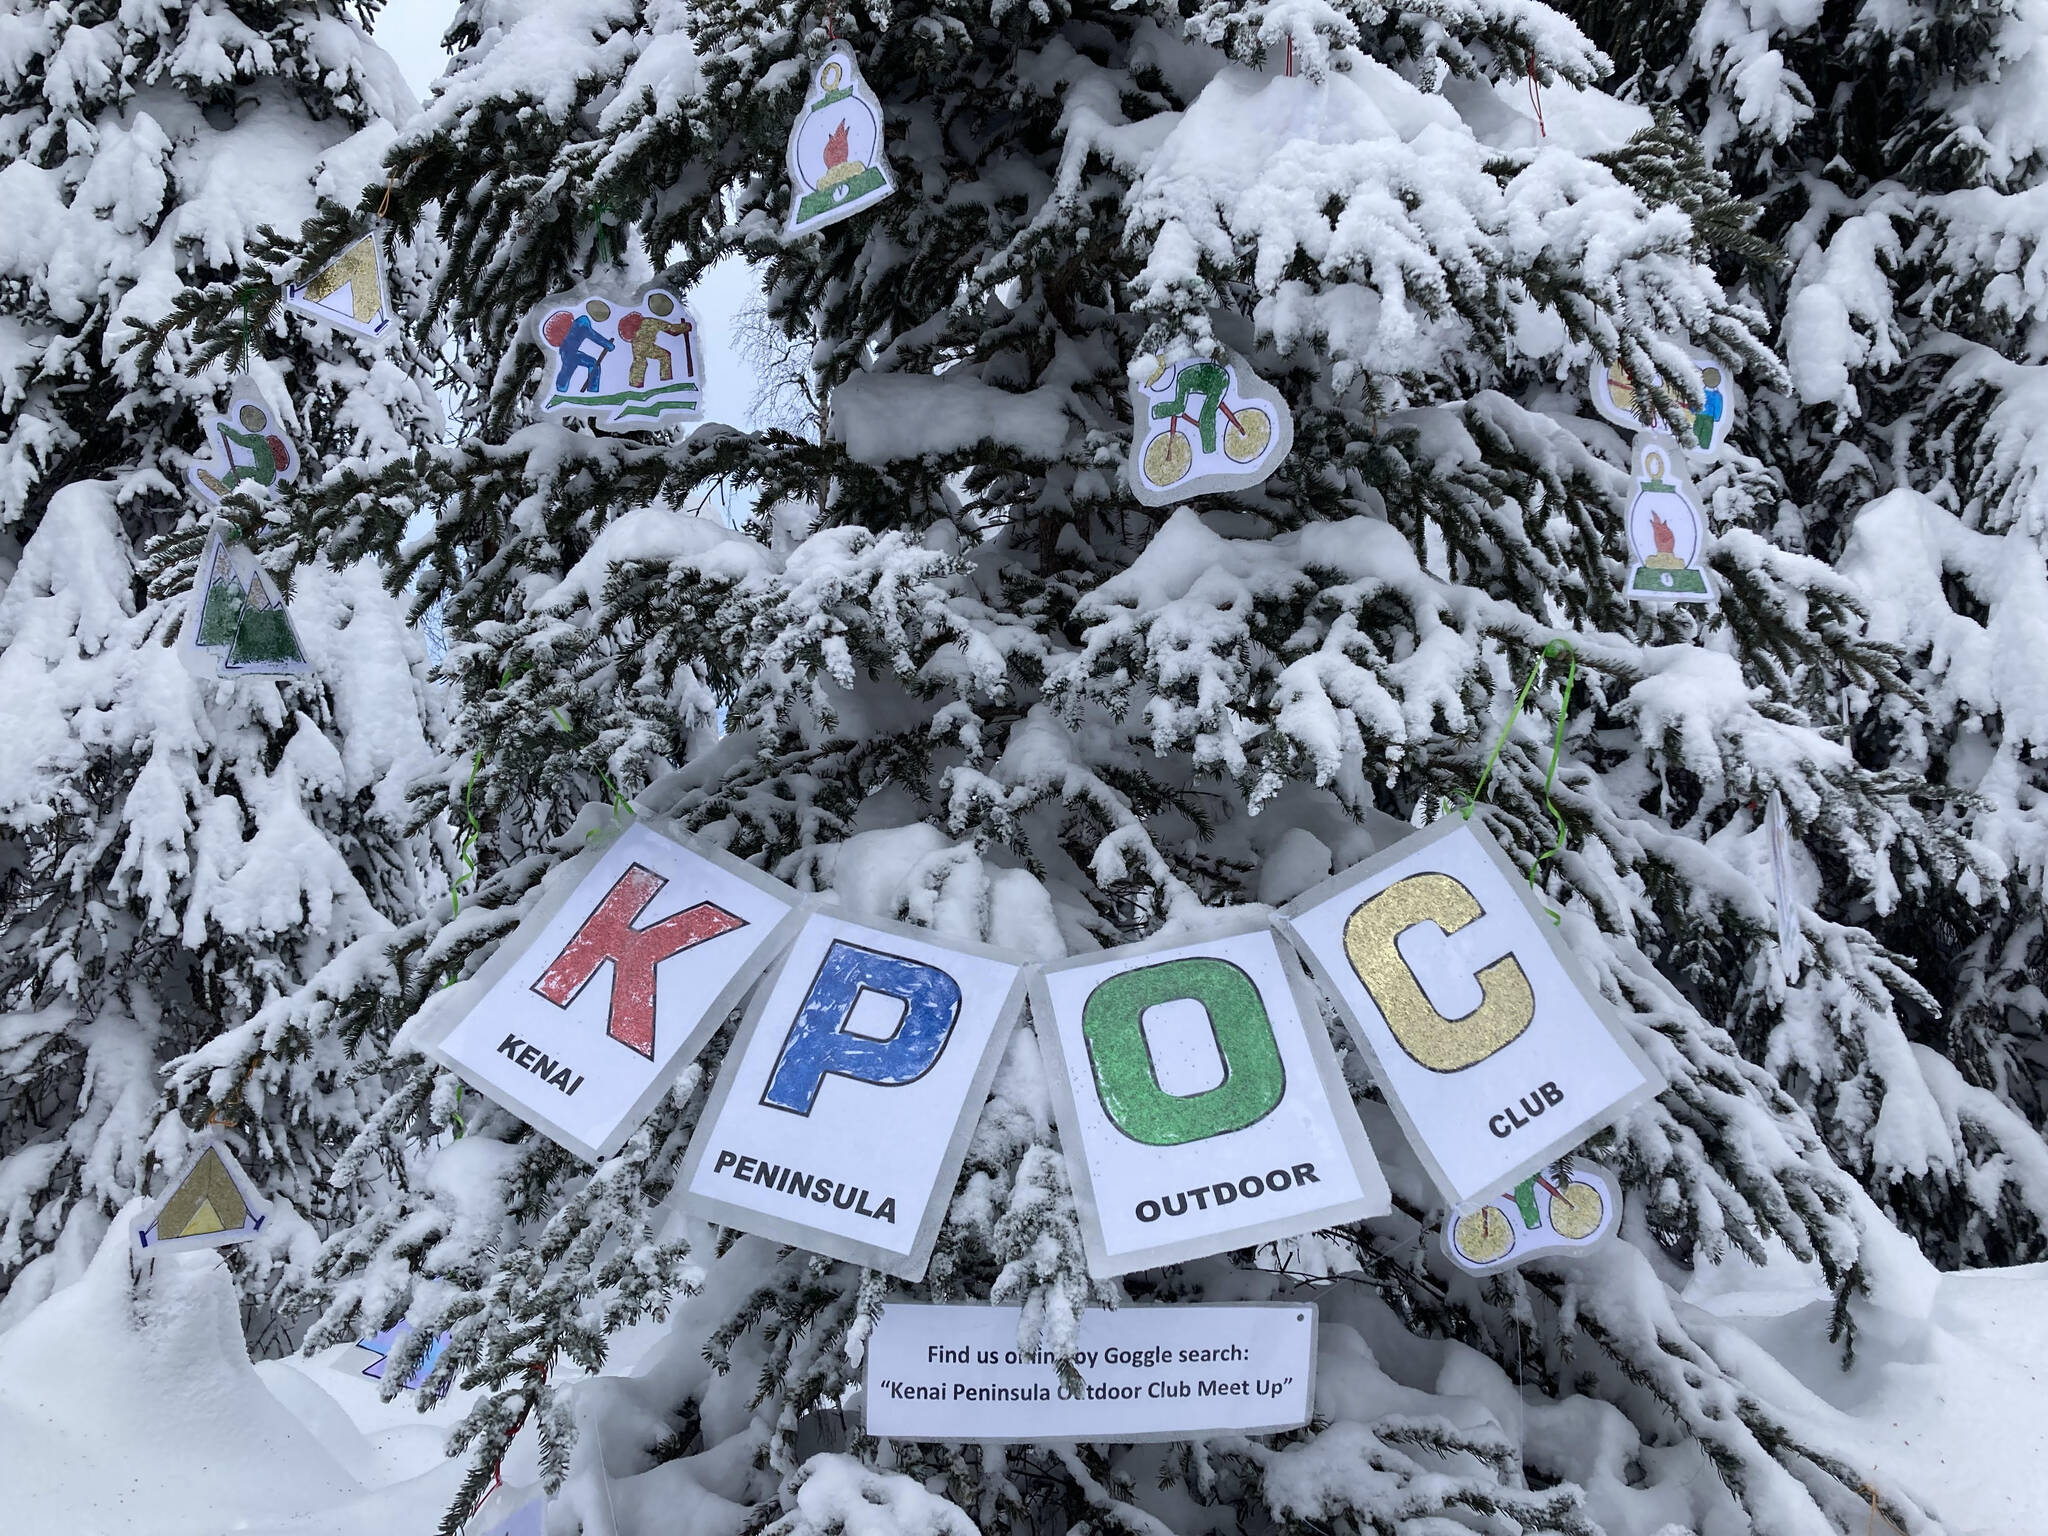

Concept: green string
[[238, 292, 255, 373], [589, 199, 613, 269], [1459, 637, 1578, 923]]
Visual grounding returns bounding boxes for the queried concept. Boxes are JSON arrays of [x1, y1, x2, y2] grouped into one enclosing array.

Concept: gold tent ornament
[[133, 1138, 272, 1254], [283, 229, 396, 342]]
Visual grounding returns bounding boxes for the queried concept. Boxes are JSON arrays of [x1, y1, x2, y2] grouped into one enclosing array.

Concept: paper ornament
[[178, 522, 312, 678], [530, 285, 704, 429], [133, 1138, 271, 1254], [1127, 352, 1294, 507], [1032, 919, 1390, 1278], [786, 43, 896, 234], [1766, 790, 1800, 982], [1277, 817, 1665, 1207], [188, 385, 299, 506], [1589, 350, 1739, 456], [1623, 437, 1715, 605], [339, 1322, 451, 1393], [679, 909, 1028, 1280], [282, 229, 395, 341], [1443, 1160, 1620, 1275], [417, 819, 804, 1163]]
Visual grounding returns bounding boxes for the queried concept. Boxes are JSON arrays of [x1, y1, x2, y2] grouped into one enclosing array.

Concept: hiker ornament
[[1589, 349, 1739, 457], [1127, 352, 1294, 507], [786, 42, 896, 234], [1623, 439, 1715, 605], [530, 284, 703, 429], [187, 383, 298, 506], [179, 521, 312, 678], [283, 228, 395, 342]]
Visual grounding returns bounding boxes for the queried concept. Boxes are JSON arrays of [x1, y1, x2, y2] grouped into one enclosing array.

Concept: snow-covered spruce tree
[[1560, 0, 2048, 1265], [268, 1, 1969, 1532], [0, 0, 445, 1339]]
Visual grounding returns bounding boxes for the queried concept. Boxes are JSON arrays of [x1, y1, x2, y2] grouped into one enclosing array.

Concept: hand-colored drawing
[[1127, 353, 1294, 507], [282, 230, 395, 341], [341, 1321, 452, 1393], [786, 43, 896, 234], [179, 523, 312, 678], [1442, 1160, 1620, 1275], [189, 391, 299, 506], [133, 1139, 271, 1254], [1589, 351, 1739, 456], [1623, 438, 1715, 605], [532, 286, 703, 429]]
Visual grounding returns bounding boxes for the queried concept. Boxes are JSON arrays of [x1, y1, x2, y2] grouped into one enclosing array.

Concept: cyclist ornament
[[786, 43, 896, 235], [1443, 1159, 1620, 1275], [528, 284, 704, 429], [1127, 352, 1294, 508], [1623, 438, 1715, 605]]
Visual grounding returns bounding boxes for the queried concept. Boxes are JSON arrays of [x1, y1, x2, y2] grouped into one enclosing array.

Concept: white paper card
[[679, 911, 1027, 1279], [864, 1303, 1316, 1442], [417, 820, 804, 1162], [1033, 921, 1389, 1278], [1278, 818, 1664, 1205]]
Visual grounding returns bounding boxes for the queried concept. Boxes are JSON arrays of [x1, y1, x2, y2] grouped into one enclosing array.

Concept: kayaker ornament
[[530, 284, 703, 429], [1127, 352, 1294, 507], [1623, 439, 1714, 605], [1589, 349, 1739, 457], [786, 43, 896, 235]]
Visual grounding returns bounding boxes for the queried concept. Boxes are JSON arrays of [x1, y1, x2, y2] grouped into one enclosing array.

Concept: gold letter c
[[1342, 873, 1534, 1072]]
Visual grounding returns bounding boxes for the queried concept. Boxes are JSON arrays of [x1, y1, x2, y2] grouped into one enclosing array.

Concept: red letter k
[[531, 864, 746, 1059]]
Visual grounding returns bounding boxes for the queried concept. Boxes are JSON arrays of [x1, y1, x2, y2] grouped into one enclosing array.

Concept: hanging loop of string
[[1526, 56, 1548, 139], [237, 293, 255, 374], [1459, 637, 1578, 922]]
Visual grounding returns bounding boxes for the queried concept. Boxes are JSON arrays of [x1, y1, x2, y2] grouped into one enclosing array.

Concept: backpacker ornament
[[531, 284, 703, 429]]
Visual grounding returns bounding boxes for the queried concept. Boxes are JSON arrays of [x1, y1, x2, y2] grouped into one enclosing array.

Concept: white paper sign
[[864, 1303, 1315, 1442], [417, 820, 804, 1162], [1033, 920, 1389, 1278], [1278, 818, 1664, 1206], [1442, 1159, 1621, 1275], [679, 911, 1027, 1279]]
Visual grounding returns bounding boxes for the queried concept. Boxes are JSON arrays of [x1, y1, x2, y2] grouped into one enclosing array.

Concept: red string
[[1527, 57, 1548, 139], [825, 10, 838, 40]]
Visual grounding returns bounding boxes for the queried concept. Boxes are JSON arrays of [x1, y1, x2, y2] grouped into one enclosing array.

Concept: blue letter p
[[760, 941, 963, 1115]]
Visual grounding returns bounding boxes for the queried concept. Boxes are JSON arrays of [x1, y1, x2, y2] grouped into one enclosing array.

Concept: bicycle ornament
[[1127, 352, 1294, 508], [786, 43, 896, 236], [1443, 1159, 1620, 1275], [1623, 438, 1715, 605], [529, 284, 704, 429]]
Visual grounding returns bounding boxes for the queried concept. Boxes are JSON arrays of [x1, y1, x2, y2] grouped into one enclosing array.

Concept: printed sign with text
[[417, 820, 804, 1162], [864, 1303, 1316, 1442], [1033, 920, 1389, 1277], [1278, 818, 1664, 1205], [679, 910, 1027, 1279]]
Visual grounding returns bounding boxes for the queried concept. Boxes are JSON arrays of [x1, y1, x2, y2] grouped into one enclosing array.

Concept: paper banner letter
[[1342, 873, 1534, 1072], [681, 911, 1027, 1279], [761, 941, 962, 1114], [1279, 818, 1665, 1206], [1082, 958, 1284, 1145], [416, 821, 805, 1163], [531, 864, 747, 1059], [1035, 921, 1390, 1278]]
